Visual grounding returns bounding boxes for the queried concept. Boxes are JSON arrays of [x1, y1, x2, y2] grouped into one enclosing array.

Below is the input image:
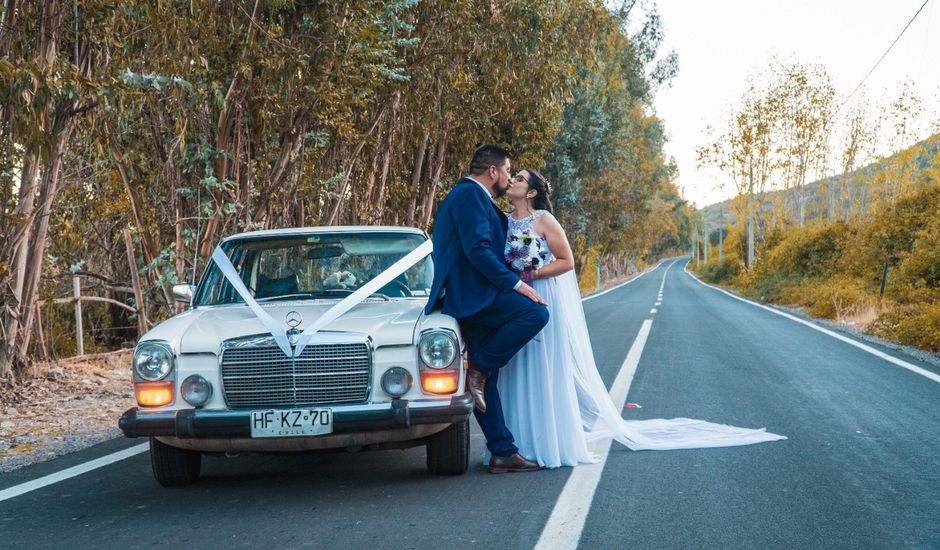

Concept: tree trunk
[[326, 107, 387, 225], [420, 127, 449, 229], [406, 130, 430, 227], [371, 92, 401, 223]]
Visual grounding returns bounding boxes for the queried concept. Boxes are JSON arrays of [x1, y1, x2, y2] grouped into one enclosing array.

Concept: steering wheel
[[378, 279, 412, 297]]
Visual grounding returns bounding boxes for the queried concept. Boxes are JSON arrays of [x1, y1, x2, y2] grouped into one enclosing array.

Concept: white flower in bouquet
[[323, 270, 357, 289]]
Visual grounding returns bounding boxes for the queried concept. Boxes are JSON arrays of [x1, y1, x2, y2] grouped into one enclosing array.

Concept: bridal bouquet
[[505, 229, 549, 285]]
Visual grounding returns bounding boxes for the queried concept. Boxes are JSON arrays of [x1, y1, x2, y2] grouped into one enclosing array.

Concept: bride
[[491, 168, 785, 469]]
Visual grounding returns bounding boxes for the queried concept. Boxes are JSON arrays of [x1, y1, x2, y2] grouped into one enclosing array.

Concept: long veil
[[556, 270, 786, 450]]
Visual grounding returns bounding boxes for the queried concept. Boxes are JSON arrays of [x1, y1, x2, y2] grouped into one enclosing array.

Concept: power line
[[842, 0, 931, 108]]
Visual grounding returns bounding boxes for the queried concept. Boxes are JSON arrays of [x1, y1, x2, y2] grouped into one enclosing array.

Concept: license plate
[[249, 408, 333, 438]]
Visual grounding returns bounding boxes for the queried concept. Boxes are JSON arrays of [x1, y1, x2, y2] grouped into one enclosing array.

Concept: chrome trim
[[217, 333, 374, 409]]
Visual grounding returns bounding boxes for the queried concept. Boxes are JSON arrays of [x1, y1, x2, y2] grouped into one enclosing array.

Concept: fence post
[[123, 226, 148, 337], [73, 275, 84, 356]]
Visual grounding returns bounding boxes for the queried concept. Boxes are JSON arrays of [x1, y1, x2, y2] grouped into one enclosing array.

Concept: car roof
[[221, 226, 427, 242]]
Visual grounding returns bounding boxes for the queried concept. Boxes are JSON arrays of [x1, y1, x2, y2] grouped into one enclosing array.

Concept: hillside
[[701, 132, 940, 229]]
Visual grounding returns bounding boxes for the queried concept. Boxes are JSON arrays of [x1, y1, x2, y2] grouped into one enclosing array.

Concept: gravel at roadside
[[0, 350, 135, 473]]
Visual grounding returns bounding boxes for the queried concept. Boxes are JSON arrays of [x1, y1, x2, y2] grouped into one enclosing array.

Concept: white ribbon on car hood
[[210, 239, 434, 358]]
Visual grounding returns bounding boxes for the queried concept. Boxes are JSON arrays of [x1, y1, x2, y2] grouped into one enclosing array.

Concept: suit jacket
[[425, 178, 520, 318]]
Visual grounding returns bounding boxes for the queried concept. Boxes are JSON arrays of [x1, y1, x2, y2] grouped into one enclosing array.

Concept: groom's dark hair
[[468, 144, 510, 176]]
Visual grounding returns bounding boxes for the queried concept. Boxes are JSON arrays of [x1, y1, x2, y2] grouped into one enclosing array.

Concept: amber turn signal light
[[420, 369, 459, 394], [136, 381, 174, 407]]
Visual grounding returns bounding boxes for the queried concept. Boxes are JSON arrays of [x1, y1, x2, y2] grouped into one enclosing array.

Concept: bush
[[805, 277, 878, 321], [742, 221, 854, 302], [696, 256, 741, 285], [870, 302, 940, 353], [844, 185, 940, 286], [755, 221, 853, 280]]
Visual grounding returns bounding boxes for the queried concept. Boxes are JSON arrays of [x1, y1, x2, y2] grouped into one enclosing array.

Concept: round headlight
[[381, 367, 413, 397], [181, 375, 213, 407], [419, 332, 457, 369], [134, 342, 174, 381]]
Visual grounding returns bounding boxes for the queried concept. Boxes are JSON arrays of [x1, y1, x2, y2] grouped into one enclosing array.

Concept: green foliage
[[543, 4, 690, 266], [1, 0, 687, 370], [697, 257, 741, 285], [755, 221, 853, 280]]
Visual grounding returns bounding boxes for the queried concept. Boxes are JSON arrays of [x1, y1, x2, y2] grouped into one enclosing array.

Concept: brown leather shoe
[[488, 453, 540, 474], [466, 368, 487, 412]]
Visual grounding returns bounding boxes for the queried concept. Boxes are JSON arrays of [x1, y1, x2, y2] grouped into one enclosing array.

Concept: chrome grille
[[221, 342, 371, 408]]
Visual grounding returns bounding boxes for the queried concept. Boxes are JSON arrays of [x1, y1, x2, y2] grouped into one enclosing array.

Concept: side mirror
[[172, 284, 196, 304]]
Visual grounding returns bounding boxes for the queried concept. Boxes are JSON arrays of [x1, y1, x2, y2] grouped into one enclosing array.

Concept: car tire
[[150, 437, 201, 486], [426, 419, 469, 475]]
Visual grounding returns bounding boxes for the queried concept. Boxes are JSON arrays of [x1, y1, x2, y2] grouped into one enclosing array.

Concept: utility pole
[[718, 204, 724, 262], [73, 275, 83, 357], [595, 258, 601, 290], [747, 166, 755, 268]]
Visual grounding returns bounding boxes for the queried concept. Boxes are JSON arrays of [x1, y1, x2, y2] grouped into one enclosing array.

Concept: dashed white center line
[[650, 308, 658, 314]]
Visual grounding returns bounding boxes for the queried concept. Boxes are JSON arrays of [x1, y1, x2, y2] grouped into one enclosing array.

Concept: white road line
[[0, 443, 149, 503], [650, 308, 657, 314], [582, 260, 666, 302], [685, 265, 940, 385], [534, 319, 653, 550]]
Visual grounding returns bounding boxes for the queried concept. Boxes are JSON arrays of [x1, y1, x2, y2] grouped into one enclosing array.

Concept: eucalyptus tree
[[543, 2, 684, 270], [1, 0, 690, 377], [769, 60, 835, 227], [0, 0, 112, 379]]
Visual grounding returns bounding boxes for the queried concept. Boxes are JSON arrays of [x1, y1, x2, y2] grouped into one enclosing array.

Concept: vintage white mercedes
[[118, 226, 472, 486]]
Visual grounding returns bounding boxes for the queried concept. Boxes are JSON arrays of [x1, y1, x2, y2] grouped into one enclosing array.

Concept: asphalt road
[[2, 258, 939, 549]]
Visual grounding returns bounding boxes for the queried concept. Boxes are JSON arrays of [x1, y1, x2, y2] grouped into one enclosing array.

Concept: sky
[[647, 0, 940, 208]]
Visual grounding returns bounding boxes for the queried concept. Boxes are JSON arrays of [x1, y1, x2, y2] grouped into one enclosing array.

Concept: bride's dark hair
[[526, 169, 553, 213]]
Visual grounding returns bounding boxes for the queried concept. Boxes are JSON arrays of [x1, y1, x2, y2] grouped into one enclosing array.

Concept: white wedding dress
[[491, 211, 786, 468]]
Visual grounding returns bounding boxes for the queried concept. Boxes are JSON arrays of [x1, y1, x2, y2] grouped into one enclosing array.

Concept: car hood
[[146, 300, 429, 353]]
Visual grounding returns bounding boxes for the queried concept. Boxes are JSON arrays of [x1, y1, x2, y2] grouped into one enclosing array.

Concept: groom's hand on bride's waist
[[516, 282, 547, 305]]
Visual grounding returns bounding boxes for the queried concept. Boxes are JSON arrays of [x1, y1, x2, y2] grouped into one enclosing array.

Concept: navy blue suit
[[426, 178, 549, 457]]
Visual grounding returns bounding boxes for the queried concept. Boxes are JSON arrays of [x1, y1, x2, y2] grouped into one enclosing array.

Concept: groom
[[426, 144, 549, 473]]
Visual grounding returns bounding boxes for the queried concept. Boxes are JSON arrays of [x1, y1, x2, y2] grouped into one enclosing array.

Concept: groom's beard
[[492, 182, 509, 198]]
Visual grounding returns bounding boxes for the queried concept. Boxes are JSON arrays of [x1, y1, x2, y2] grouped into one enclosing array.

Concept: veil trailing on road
[[556, 270, 787, 451]]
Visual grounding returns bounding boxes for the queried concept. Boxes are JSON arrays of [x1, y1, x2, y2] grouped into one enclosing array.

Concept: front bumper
[[119, 394, 473, 439]]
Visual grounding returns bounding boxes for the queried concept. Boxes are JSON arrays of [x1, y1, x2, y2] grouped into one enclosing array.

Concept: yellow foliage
[[804, 276, 878, 321], [871, 302, 940, 353], [578, 246, 601, 294]]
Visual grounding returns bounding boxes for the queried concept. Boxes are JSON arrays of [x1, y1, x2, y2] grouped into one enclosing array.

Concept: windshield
[[194, 231, 432, 306]]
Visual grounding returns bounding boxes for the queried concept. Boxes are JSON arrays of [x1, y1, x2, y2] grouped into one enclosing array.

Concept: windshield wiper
[[255, 293, 319, 302], [312, 288, 390, 301]]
